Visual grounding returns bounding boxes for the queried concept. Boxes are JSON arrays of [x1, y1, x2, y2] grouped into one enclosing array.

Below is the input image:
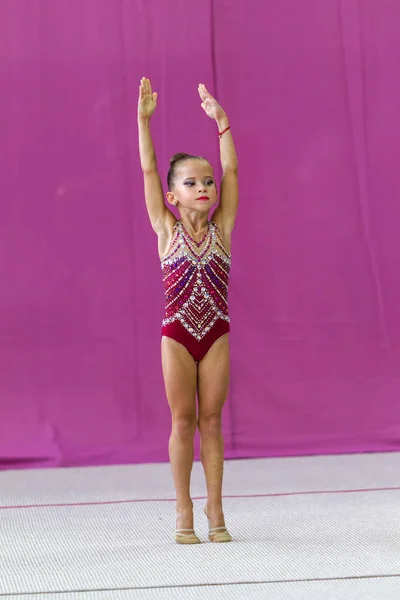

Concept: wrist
[[138, 116, 151, 126], [216, 114, 229, 129]]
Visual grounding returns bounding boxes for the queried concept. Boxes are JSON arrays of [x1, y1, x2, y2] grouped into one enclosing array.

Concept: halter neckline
[[179, 220, 210, 247]]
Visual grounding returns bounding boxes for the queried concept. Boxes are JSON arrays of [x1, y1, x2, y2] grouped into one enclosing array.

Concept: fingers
[[198, 83, 206, 101], [139, 77, 146, 99], [200, 83, 212, 100], [140, 77, 153, 96], [198, 83, 210, 101]]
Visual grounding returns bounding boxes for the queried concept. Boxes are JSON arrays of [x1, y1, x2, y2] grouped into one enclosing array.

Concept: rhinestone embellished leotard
[[161, 220, 231, 362]]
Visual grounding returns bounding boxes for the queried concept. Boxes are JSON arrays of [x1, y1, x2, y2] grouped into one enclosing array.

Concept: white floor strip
[[1, 453, 399, 599]]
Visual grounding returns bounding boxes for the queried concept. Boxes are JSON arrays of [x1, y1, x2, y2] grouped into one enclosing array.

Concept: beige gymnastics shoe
[[175, 528, 201, 544], [204, 505, 232, 543]]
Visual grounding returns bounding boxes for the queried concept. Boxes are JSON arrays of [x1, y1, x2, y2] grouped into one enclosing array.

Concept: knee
[[172, 414, 197, 439], [197, 413, 222, 438]]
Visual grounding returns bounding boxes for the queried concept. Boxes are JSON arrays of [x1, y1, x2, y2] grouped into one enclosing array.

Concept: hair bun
[[167, 152, 205, 190], [170, 153, 190, 166]]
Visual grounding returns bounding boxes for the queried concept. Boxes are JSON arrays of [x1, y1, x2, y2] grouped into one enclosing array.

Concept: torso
[[158, 215, 231, 259], [160, 220, 231, 341]]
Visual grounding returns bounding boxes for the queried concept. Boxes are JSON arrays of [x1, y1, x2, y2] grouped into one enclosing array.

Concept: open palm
[[138, 77, 158, 120], [198, 83, 226, 120]]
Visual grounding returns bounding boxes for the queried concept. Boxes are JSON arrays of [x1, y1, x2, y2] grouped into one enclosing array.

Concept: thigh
[[161, 336, 197, 417], [197, 334, 230, 417]]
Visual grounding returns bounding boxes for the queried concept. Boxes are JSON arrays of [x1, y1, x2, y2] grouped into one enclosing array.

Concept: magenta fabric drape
[[1, 0, 399, 469]]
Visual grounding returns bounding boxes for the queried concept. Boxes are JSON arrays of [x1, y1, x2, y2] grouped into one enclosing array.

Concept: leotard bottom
[[162, 319, 230, 362]]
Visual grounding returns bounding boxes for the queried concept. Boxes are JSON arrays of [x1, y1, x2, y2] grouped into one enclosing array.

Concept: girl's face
[[168, 159, 218, 210]]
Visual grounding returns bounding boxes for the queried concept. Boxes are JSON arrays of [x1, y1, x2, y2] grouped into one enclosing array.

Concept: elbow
[[141, 163, 158, 175], [222, 164, 238, 174]]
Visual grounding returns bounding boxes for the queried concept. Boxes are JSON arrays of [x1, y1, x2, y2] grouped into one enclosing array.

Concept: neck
[[179, 212, 209, 234]]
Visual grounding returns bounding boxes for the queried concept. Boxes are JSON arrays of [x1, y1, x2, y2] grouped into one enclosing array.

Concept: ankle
[[206, 501, 223, 513], [176, 501, 193, 513], [176, 504, 194, 530]]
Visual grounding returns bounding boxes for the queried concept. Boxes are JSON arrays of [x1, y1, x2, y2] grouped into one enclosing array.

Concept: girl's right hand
[[138, 77, 158, 120]]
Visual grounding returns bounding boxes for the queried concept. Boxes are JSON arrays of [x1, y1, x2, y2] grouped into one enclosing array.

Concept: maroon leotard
[[161, 220, 231, 362]]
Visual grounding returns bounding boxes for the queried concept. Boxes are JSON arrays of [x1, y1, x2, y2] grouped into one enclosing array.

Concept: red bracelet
[[218, 126, 231, 138]]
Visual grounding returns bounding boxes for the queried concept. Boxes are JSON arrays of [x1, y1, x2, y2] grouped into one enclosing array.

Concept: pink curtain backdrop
[[1, 0, 400, 469]]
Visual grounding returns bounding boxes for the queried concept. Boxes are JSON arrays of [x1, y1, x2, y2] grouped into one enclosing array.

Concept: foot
[[175, 505, 201, 544], [204, 504, 232, 543]]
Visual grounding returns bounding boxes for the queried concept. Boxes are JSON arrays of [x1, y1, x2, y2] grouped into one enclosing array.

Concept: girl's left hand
[[198, 84, 226, 120]]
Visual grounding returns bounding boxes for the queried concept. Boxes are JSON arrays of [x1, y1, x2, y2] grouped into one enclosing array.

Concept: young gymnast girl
[[137, 77, 238, 544]]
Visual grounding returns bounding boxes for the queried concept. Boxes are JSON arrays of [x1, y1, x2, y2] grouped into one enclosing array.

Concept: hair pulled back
[[167, 153, 207, 190]]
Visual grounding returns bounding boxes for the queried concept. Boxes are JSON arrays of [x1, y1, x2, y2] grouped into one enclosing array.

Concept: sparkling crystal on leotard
[[161, 221, 231, 341]]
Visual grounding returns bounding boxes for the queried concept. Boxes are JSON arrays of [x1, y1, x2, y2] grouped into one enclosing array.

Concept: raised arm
[[138, 78, 173, 234], [198, 84, 238, 232]]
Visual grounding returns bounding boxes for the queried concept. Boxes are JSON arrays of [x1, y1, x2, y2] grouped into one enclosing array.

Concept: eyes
[[184, 179, 214, 186]]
